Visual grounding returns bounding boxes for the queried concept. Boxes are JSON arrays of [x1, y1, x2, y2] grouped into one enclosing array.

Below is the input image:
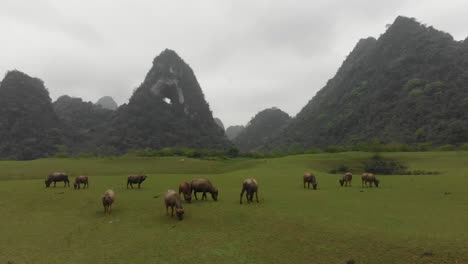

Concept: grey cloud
[[1, 0, 467, 127]]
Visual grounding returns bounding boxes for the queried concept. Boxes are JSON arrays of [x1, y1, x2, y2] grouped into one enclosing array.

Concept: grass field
[[0, 152, 467, 264]]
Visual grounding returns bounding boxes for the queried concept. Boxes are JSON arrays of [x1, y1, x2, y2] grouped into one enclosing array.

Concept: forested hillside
[[53, 95, 113, 154], [0, 71, 62, 159], [267, 16, 468, 150]]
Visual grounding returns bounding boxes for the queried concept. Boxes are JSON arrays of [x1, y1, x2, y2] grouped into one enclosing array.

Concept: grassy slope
[[0, 152, 467, 264]]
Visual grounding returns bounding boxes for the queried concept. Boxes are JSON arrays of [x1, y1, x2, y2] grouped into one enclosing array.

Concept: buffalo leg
[[194, 191, 198, 200], [240, 188, 245, 204], [138, 183, 141, 189], [202, 192, 206, 200], [171, 206, 174, 217], [255, 191, 259, 203]]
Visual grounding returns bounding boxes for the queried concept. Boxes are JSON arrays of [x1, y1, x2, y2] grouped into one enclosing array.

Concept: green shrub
[[363, 153, 407, 174], [437, 144, 455, 151]]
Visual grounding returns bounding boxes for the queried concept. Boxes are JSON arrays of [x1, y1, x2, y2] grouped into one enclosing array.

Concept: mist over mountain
[[106, 49, 231, 153], [225, 125, 245, 141], [267, 16, 468, 150], [0, 71, 61, 159], [95, 96, 118, 110], [234, 107, 291, 152]]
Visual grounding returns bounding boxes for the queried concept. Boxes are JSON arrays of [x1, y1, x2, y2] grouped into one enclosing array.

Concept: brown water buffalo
[[73, 176, 89, 189], [362, 173, 380, 188], [45, 172, 70, 188], [164, 189, 184, 220], [303, 173, 318, 189], [127, 175, 147, 189], [178, 181, 192, 203], [240, 178, 259, 204], [339, 172, 353, 187], [102, 189, 115, 215], [190, 178, 218, 201]]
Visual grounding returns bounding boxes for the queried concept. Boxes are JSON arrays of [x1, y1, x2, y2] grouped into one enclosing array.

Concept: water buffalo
[[73, 176, 89, 189], [190, 178, 218, 201], [102, 189, 115, 215], [362, 173, 380, 188], [45, 172, 70, 188], [240, 178, 259, 204], [303, 173, 318, 189], [178, 181, 192, 203], [164, 189, 184, 220], [127, 175, 147, 189], [339, 172, 353, 187]]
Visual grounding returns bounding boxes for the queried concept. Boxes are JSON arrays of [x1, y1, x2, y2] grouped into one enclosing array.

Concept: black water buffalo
[[339, 172, 353, 187], [190, 178, 218, 201], [240, 178, 259, 204], [178, 181, 192, 203], [164, 189, 184, 220], [127, 175, 147, 189], [45, 172, 70, 188], [73, 176, 89, 189], [303, 173, 318, 189], [102, 189, 115, 215], [362, 173, 380, 188]]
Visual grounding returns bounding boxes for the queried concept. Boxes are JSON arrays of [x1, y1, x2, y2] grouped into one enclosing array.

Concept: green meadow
[[0, 152, 467, 264]]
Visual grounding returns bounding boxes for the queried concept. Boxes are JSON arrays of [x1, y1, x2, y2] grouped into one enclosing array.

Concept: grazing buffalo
[[178, 181, 192, 203], [45, 172, 70, 188], [127, 175, 147, 189], [339, 172, 353, 187], [102, 189, 115, 215], [164, 189, 184, 220], [240, 178, 259, 204], [190, 178, 218, 201], [303, 173, 318, 189], [362, 173, 380, 188], [73, 176, 89, 189]]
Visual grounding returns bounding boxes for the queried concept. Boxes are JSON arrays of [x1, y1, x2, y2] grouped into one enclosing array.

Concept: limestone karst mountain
[[107, 49, 231, 152], [267, 16, 468, 150], [0, 70, 62, 159]]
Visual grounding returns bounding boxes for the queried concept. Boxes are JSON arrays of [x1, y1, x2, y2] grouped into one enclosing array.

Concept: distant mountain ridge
[[266, 16, 468, 150], [96, 96, 118, 110], [226, 125, 245, 140], [234, 107, 291, 152]]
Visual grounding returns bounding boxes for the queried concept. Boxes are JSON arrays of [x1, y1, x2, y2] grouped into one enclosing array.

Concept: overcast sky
[[1, 0, 467, 127]]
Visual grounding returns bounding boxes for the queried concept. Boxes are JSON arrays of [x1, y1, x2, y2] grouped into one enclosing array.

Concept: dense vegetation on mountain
[[225, 125, 245, 140], [53, 95, 113, 154], [95, 96, 118, 110], [106, 49, 231, 153], [0, 71, 62, 159], [234, 107, 290, 152], [267, 16, 468, 150]]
